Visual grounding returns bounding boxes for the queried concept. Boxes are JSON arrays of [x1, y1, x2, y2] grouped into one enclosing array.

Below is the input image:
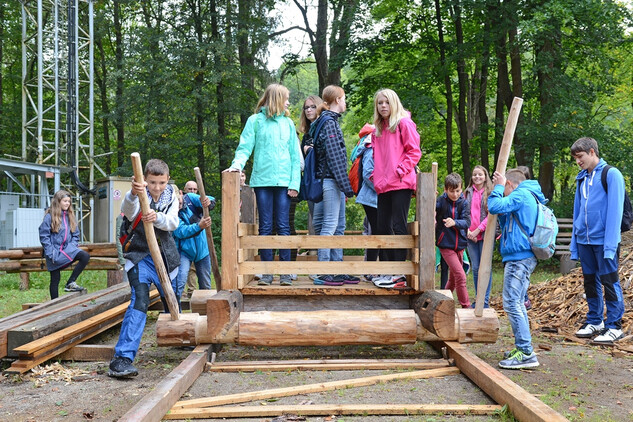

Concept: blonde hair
[[47, 190, 78, 233], [254, 84, 290, 118], [373, 89, 409, 137], [316, 85, 345, 116], [467, 165, 493, 212], [299, 95, 323, 134]]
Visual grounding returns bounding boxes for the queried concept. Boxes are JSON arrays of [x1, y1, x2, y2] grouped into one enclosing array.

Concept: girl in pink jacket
[[371, 89, 422, 288]]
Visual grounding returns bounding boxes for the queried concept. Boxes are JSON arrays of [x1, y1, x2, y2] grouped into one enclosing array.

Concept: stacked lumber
[[0, 243, 119, 273], [491, 231, 633, 352]]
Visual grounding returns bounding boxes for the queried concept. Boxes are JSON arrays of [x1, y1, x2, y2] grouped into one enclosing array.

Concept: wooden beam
[[239, 261, 416, 275], [221, 171, 240, 290], [437, 341, 568, 422], [164, 404, 501, 419], [118, 345, 211, 422], [475, 97, 523, 316], [189, 289, 217, 315], [455, 308, 500, 343], [239, 234, 415, 249], [172, 367, 461, 409], [57, 344, 115, 362], [206, 358, 451, 372], [417, 172, 436, 291], [238, 309, 418, 346], [206, 290, 242, 338]]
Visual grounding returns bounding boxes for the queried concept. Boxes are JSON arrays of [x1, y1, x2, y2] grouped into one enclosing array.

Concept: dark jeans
[[362, 205, 379, 261], [376, 189, 412, 261], [49, 249, 90, 299], [254, 187, 291, 262]]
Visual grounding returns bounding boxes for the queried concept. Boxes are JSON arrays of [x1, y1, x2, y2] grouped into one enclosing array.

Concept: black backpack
[[299, 114, 333, 203], [600, 165, 633, 232]]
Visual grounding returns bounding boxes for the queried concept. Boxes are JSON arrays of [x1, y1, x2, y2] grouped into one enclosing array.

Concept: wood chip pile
[[491, 232, 633, 353]]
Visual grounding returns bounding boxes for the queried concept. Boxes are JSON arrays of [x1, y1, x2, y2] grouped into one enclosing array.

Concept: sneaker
[[498, 349, 539, 369], [313, 275, 343, 286], [575, 321, 604, 338], [290, 274, 298, 281], [373, 275, 399, 288], [503, 348, 518, 359], [332, 274, 360, 285], [524, 299, 532, 310], [593, 328, 624, 344], [309, 274, 318, 281], [280, 274, 293, 286], [64, 281, 85, 292], [364, 275, 375, 282], [257, 274, 273, 286], [108, 356, 138, 378]]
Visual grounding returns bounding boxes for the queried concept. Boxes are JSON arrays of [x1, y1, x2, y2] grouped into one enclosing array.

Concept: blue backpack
[[299, 115, 333, 203], [513, 193, 559, 260]]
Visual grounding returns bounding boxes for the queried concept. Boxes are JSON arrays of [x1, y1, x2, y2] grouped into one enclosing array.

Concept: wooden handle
[[194, 167, 222, 290], [474, 97, 523, 317], [131, 153, 180, 320]]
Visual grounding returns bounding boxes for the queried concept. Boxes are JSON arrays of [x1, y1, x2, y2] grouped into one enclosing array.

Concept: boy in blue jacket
[[172, 189, 216, 310], [488, 168, 545, 369], [435, 173, 471, 307], [570, 137, 625, 344]]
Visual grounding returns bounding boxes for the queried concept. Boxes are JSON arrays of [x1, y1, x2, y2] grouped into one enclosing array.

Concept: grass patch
[[0, 271, 108, 318]]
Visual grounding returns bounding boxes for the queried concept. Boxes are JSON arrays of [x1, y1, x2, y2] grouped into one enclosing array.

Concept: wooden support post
[[455, 308, 499, 343], [475, 97, 523, 317], [221, 171, 240, 290], [19, 272, 29, 290], [417, 173, 436, 291], [130, 152, 180, 321], [207, 290, 243, 338], [194, 167, 222, 290], [413, 290, 456, 339], [106, 269, 124, 286]]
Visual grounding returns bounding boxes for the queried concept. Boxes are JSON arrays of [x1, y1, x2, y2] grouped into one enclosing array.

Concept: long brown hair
[[46, 190, 78, 233], [299, 95, 323, 134]]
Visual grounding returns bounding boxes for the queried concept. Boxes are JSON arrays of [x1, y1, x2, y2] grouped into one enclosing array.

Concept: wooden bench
[[554, 217, 576, 274]]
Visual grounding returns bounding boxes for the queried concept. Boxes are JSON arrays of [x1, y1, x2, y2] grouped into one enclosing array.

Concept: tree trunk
[[434, 0, 453, 173], [95, 39, 111, 174], [113, 0, 125, 170], [453, 0, 471, 181], [212, 0, 230, 171], [493, 3, 512, 167], [478, 13, 491, 171]]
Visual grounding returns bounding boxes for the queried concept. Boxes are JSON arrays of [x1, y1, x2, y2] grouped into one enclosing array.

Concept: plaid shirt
[[314, 110, 354, 197]]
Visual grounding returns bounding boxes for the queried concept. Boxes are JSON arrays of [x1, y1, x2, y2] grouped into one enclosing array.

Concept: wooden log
[[0, 250, 25, 259], [194, 167, 222, 290], [19, 272, 30, 290], [118, 345, 211, 422], [207, 290, 243, 338], [173, 367, 460, 409], [239, 185, 257, 224], [455, 308, 499, 343], [475, 97, 523, 316], [107, 269, 125, 286], [156, 313, 214, 346], [413, 290, 457, 339], [417, 172, 436, 291], [436, 341, 568, 422], [57, 344, 115, 362], [164, 404, 501, 419], [221, 171, 240, 290], [244, 295, 411, 312], [238, 310, 418, 346], [131, 152, 179, 320], [21, 303, 39, 310], [189, 289, 217, 314], [1, 257, 119, 272], [0, 261, 21, 271], [7, 286, 132, 356]]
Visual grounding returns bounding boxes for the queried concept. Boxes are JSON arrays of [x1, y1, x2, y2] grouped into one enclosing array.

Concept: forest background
[[1, 0, 633, 238]]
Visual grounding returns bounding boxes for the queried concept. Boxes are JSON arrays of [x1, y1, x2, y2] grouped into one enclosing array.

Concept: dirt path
[[1, 312, 632, 422]]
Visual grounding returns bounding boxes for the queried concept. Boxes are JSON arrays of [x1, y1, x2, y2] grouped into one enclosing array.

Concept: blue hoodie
[[488, 179, 547, 263], [569, 158, 624, 260]]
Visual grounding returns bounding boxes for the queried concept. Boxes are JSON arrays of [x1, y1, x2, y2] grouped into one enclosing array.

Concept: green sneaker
[[499, 349, 539, 370], [503, 348, 518, 359]]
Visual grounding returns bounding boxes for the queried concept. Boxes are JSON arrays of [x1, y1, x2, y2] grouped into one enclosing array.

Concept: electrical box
[[93, 176, 131, 243], [0, 208, 45, 250]]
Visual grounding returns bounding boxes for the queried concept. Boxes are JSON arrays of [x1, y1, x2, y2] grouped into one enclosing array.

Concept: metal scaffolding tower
[[21, 0, 96, 241]]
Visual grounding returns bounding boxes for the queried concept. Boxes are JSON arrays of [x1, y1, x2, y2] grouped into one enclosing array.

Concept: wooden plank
[[240, 235, 415, 249], [438, 341, 568, 422], [57, 344, 115, 362], [207, 358, 451, 372], [118, 345, 211, 422], [417, 172, 436, 291], [164, 404, 501, 419], [240, 261, 416, 275], [173, 367, 461, 409], [222, 171, 240, 290], [240, 283, 416, 296]]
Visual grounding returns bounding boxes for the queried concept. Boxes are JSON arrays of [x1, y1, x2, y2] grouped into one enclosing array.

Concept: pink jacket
[[371, 114, 421, 194]]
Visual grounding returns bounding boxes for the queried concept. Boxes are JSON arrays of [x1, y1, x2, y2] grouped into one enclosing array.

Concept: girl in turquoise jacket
[[224, 84, 301, 286]]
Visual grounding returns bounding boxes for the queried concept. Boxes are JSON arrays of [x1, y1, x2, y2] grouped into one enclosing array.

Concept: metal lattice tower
[[21, 0, 96, 241]]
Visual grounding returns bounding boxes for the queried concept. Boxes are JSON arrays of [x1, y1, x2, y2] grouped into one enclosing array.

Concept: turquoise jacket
[[570, 158, 624, 260], [230, 108, 301, 191], [488, 180, 547, 263]]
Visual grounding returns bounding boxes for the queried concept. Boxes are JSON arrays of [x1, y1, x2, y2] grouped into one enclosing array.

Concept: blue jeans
[[254, 187, 291, 262], [173, 254, 211, 308], [502, 257, 537, 354], [467, 240, 492, 307], [577, 243, 624, 329], [313, 178, 345, 261], [115, 256, 168, 361]]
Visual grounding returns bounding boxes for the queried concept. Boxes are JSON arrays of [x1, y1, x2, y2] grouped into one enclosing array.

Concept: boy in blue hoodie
[[570, 137, 625, 344], [488, 168, 545, 369]]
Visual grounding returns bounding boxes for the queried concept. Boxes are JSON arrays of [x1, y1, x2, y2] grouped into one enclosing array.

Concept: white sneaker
[[575, 322, 604, 338], [290, 274, 298, 280], [593, 328, 624, 344], [373, 275, 397, 288], [309, 274, 318, 281]]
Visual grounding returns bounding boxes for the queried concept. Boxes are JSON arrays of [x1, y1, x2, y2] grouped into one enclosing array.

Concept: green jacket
[[230, 109, 301, 191]]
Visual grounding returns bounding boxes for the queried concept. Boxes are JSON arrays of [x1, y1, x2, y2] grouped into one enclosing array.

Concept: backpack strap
[[511, 193, 539, 238], [601, 164, 612, 193]]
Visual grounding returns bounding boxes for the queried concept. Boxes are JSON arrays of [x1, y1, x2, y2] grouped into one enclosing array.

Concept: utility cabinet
[[94, 177, 130, 243], [0, 208, 45, 249]]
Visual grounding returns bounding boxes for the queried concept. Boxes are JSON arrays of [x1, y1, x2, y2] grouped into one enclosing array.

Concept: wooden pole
[[194, 167, 222, 290], [474, 97, 523, 317], [130, 153, 180, 320], [221, 172, 240, 290]]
